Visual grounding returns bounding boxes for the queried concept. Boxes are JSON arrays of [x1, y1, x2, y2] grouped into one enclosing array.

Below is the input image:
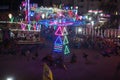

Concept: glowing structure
[[21, 23, 26, 31], [8, 13, 14, 23], [53, 21, 71, 55], [63, 27, 70, 54], [28, 24, 31, 31], [54, 36, 63, 52], [19, 0, 87, 55], [22, 0, 30, 23]]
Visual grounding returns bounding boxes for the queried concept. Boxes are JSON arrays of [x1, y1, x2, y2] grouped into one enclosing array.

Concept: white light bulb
[[7, 77, 14, 80]]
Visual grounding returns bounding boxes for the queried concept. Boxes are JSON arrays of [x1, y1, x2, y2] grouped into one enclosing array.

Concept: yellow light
[[8, 13, 12, 19]]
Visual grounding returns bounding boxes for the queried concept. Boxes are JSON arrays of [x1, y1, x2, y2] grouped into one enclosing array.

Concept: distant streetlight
[[88, 17, 92, 21], [78, 28, 82, 32], [100, 13, 103, 16], [6, 77, 14, 80], [41, 13, 45, 19], [8, 13, 12, 19], [91, 21, 94, 26], [94, 11, 98, 15], [8, 13, 14, 23], [85, 15, 88, 19]]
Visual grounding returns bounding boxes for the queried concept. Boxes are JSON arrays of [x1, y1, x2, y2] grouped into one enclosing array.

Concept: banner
[[43, 63, 53, 80]]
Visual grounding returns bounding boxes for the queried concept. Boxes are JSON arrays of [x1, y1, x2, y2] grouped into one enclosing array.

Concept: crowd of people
[[70, 36, 120, 57], [0, 27, 120, 73]]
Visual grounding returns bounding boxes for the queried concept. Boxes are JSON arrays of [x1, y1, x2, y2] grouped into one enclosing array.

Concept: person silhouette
[[70, 53, 77, 63], [83, 52, 88, 60], [116, 62, 120, 73]]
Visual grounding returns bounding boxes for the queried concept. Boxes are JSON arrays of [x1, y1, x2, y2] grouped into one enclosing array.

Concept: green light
[[54, 25, 57, 30], [64, 45, 70, 55], [63, 36, 69, 45], [59, 4, 62, 9], [28, 24, 31, 31], [63, 27, 68, 35], [71, 6, 73, 9], [10, 17, 14, 23]]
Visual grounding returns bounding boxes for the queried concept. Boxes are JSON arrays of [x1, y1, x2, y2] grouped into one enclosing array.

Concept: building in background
[[42, 0, 120, 15]]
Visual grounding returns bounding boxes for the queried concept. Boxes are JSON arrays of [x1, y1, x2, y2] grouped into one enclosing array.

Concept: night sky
[[0, 0, 43, 11]]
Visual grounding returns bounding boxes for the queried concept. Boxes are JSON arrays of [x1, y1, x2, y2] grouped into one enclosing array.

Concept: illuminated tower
[[53, 20, 71, 55], [21, 0, 30, 23]]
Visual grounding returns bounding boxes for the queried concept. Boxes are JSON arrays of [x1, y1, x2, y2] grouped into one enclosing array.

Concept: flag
[[43, 63, 53, 80]]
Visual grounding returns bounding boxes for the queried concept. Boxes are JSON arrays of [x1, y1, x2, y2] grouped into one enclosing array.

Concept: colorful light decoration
[[21, 23, 26, 31], [64, 45, 70, 55], [53, 25, 57, 30], [55, 26, 63, 36], [33, 23, 36, 30], [54, 36, 63, 44], [8, 13, 14, 23], [36, 24, 41, 31], [63, 36, 69, 45], [63, 27, 68, 35], [20, 0, 87, 55], [28, 24, 31, 31], [54, 36, 63, 52], [22, 0, 30, 23], [62, 27, 70, 55], [54, 22, 70, 55]]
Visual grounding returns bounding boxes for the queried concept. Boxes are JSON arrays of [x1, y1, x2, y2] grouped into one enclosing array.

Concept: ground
[[0, 44, 120, 80]]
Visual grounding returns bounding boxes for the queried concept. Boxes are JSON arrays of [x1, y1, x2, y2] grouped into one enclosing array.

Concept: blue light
[[66, 7, 69, 10], [54, 36, 63, 45], [30, 11, 34, 16], [54, 44, 63, 52]]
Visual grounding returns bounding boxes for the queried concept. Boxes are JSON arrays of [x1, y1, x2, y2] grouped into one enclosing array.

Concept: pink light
[[58, 13, 62, 16], [88, 10, 93, 13], [79, 16, 82, 20], [49, 22, 73, 26], [33, 24, 36, 30], [55, 26, 63, 36], [25, 11, 28, 22], [54, 45, 63, 49], [21, 23, 26, 31], [68, 10, 73, 17], [22, 1, 26, 6], [99, 10, 103, 13]]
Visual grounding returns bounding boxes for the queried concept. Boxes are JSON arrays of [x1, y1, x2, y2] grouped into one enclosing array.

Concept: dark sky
[[0, 0, 43, 5], [0, 0, 43, 11]]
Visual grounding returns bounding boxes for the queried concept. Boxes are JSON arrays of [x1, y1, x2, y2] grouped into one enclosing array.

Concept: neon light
[[55, 26, 63, 36], [63, 36, 69, 45], [54, 44, 63, 52], [36, 24, 41, 31], [27, 0, 30, 23], [54, 49, 62, 52], [54, 46, 63, 49], [54, 47, 62, 50], [54, 25, 57, 30], [54, 48, 62, 50], [9, 17, 14, 23], [54, 44, 63, 48], [54, 46, 62, 49], [63, 27, 68, 35], [33, 24, 36, 30], [64, 45, 70, 55], [21, 23, 26, 31], [28, 24, 31, 31], [54, 36, 63, 45], [50, 22, 73, 26], [22, 1, 26, 6]]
